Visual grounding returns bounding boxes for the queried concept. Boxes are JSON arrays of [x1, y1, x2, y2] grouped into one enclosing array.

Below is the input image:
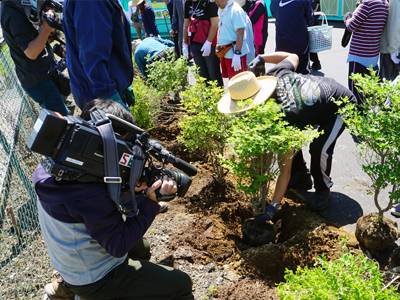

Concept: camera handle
[[106, 114, 198, 177]]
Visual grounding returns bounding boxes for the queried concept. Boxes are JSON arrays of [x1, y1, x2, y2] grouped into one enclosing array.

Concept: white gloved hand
[[232, 54, 242, 72], [182, 44, 189, 60], [201, 40, 212, 57], [391, 51, 400, 64]]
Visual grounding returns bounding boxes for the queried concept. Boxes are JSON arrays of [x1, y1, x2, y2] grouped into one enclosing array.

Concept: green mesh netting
[[0, 39, 52, 300]]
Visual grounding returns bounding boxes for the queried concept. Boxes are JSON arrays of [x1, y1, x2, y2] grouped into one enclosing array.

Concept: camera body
[[8, 0, 64, 31], [27, 109, 197, 199]]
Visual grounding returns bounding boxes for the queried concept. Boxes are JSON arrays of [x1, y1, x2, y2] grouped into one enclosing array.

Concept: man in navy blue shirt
[[63, 0, 134, 110], [270, 0, 314, 74]]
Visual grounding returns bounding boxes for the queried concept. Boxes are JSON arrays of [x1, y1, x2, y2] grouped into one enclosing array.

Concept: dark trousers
[[291, 115, 345, 191], [191, 42, 223, 87], [173, 34, 181, 59], [310, 52, 320, 64], [296, 52, 310, 75], [348, 61, 379, 108], [23, 79, 68, 116], [379, 53, 400, 81], [66, 238, 193, 300]]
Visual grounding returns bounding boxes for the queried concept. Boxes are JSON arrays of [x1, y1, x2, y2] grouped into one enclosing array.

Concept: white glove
[[201, 40, 212, 57], [182, 44, 189, 60], [232, 54, 242, 72], [391, 51, 400, 64]]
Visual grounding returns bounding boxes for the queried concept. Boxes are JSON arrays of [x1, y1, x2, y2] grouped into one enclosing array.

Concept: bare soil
[[145, 118, 363, 300]]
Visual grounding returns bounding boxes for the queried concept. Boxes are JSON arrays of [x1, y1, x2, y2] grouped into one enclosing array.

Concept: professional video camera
[[27, 108, 197, 215], [8, 0, 64, 31]]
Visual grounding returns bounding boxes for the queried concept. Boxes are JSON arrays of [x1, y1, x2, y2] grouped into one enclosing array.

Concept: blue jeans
[[23, 79, 68, 116], [191, 43, 223, 87]]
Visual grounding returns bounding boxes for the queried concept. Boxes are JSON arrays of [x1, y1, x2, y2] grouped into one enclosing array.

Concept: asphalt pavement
[[262, 20, 400, 243]]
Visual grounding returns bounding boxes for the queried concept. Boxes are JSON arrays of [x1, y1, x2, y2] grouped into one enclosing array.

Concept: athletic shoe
[[311, 61, 321, 71], [44, 278, 75, 300], [309, 189, 331, 211], [390, 205, 400, 217], [158, 201, 169, 214], [287, 172, 313, 190]]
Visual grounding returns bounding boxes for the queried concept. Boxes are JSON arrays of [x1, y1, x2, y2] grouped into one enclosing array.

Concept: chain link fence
[[0, 38, 52, 299]]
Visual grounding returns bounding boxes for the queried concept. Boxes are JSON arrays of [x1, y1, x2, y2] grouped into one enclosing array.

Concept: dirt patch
[[144, 118, 362, 300]]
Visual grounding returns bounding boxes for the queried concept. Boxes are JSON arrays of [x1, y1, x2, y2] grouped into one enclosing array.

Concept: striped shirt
[[347, 0, 388, 60]]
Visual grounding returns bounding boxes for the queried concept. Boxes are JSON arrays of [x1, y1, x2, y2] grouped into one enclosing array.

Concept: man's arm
[[134, 51, 148, 77], [155, 37, 175, 47], [182, 18, 190, 45], [70, 1, 120, 98], [271, 153, 293, 204], [208, 17, 219, 42], [260, 51, 299, 69], [346, 2, 368, 32], [170, 0, 179, 35], [24, 11, 57, 60], [235, 28, 244, 53], [305, 0, 314, 26]]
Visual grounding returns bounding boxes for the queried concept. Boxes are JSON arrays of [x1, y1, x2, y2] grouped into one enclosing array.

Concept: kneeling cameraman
[[37, 100, 193, 300]]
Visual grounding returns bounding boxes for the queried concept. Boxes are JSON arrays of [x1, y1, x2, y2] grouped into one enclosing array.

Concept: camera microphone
[[169, 157, 197, 177]]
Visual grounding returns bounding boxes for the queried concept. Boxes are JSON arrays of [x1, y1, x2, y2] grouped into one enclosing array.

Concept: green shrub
[[178, 76, 229, 182], [146, 53, 188, 100], [336, 70, 400, 220], [277, 239, 400, 299], [221, 99, 319, 215], [130, 77, 161, 130]]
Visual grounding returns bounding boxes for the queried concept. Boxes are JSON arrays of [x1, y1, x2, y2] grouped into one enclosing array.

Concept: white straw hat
[[218, 71, 277, 114], [129, 0, 144, 7]]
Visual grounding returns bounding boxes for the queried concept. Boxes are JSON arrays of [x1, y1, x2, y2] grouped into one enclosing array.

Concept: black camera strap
[[90, 108, 138, 216]]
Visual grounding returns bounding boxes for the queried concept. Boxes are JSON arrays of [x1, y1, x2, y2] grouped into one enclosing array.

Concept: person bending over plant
[[218, 52, 357, 223]]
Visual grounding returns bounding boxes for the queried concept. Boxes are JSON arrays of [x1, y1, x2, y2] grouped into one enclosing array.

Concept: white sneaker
[[390, 205, 400, 217]]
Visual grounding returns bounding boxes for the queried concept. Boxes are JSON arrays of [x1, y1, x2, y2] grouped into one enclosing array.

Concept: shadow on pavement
[[294, 190, 364, 227], [318, 191, 364, 227]]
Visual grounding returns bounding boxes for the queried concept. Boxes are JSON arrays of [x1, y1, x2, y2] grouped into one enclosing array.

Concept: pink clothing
[[249, 1, 264, 48], [188, 18, 218, 46]]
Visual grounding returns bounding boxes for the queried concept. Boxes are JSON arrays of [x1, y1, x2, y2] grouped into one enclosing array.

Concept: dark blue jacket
[[142, 5, 160, 37], [63, 0, 133, 106], [270, 0, 314, 54]]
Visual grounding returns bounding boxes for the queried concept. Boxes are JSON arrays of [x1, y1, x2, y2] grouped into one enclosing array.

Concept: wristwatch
[[234, 49, 241, 55], [270, 202, 281, 210]]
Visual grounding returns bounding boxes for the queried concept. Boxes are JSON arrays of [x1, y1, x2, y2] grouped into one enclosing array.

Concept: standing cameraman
[[0, 0, 69, 116], [39, 100, 193, 300]]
